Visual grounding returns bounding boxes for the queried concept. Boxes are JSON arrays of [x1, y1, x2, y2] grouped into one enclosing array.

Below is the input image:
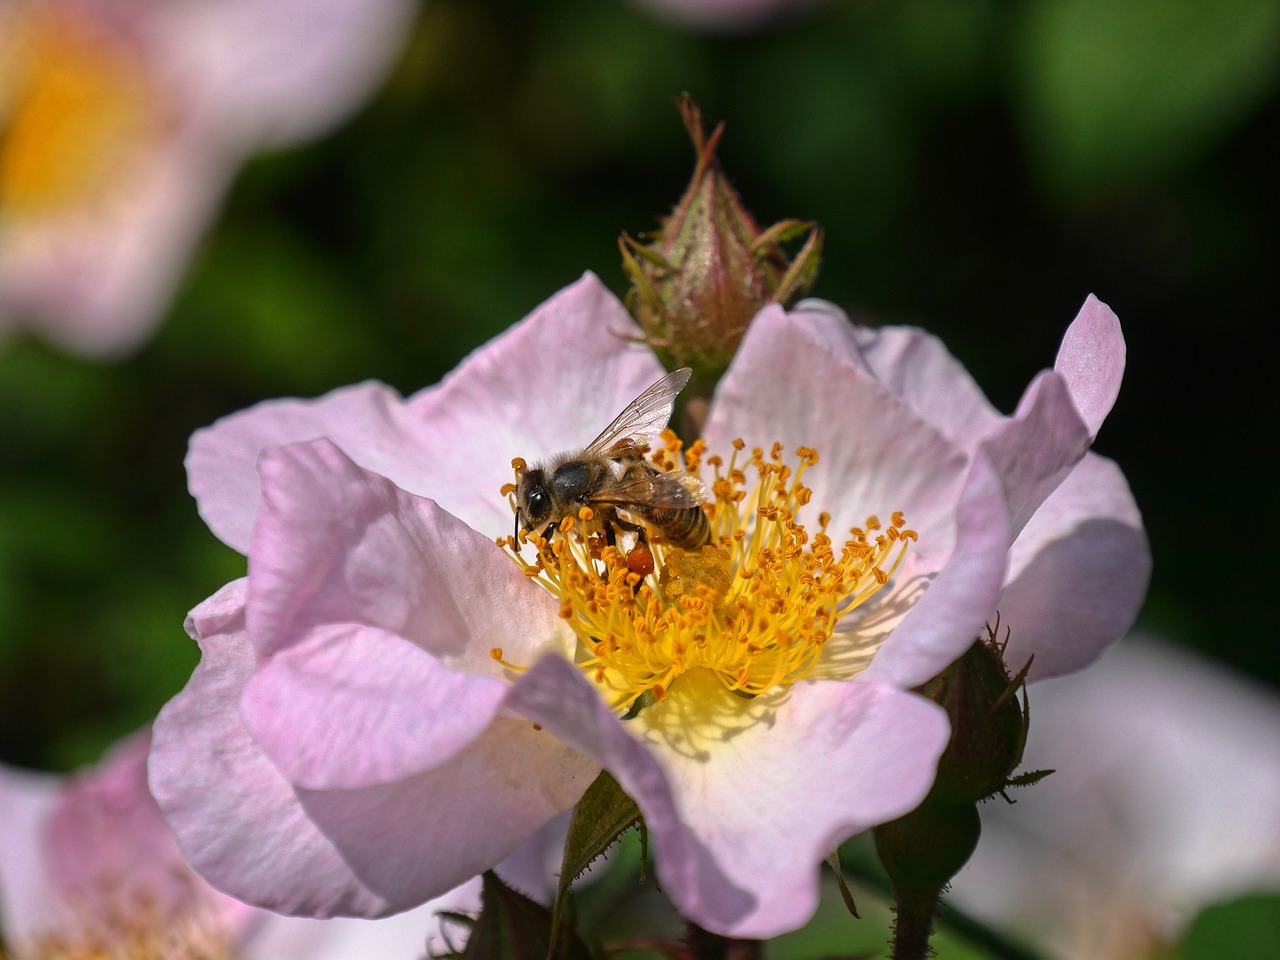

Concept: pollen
[[503, 440, 916, 715]]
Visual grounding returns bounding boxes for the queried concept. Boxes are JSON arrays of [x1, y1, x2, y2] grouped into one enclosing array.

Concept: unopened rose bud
[[916, 624, 1037, 806], [621, 94, 822, 377]]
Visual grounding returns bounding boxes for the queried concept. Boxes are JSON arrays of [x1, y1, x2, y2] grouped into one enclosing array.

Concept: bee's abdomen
[[641, 505, 711, 550]]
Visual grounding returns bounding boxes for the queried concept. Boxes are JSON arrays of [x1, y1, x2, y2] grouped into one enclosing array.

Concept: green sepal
[[825, 850, 861, 920], [548, 770, 643, 948], [1003, 768, 1055, 789], [443, 871, 599, 960]]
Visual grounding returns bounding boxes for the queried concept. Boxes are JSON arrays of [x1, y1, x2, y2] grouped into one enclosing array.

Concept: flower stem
[[890, 892, 941, 960], [686, 924, 762, 960]]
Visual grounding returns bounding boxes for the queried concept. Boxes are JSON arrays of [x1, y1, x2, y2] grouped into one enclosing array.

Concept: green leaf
[[454, 872, 598, 960], [1180, 892, 1280, 960], [550, 771, 642, 946]]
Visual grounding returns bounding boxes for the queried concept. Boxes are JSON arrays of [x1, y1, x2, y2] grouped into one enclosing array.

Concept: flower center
[[497, 436, 915, 714], [20, 912, 233, 960], [0, 7, 165, 217]]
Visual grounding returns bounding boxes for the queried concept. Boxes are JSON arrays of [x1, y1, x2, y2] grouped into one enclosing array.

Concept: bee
[[513, 368, 711, 562]]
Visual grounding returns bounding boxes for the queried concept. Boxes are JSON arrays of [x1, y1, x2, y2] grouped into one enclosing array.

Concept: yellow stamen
[[499, 440, 916, 715], [14, 890, 233, 960], [1, 9, 168, 217]]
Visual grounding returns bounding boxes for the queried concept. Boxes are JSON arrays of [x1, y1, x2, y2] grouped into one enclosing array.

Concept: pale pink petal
[[159, 0, 416, 150], [0, 133, 233, 357], [247, 438, 571, 667], [291, 722, 595, 917], [858, 451, 1012, 689], [979, 371, 1092, 538], [1054, 295, 1125, 439], [408, 272, 666, 540], [187, 274, 659, 550], [631, 677, 948, 938], [778, 299, 871, 367], [239, 877, 482, 960], [45, 731, 198, 925], [151, 580, 596, 918], [502, 657, 748, 927], [704, 306, 971, 561], [505, 656, 947, 938], [0, 765, 66, 942], [999, 454, 1150, 681], [242, 624, 509, 790], [187, 381, 438, 554], [845, 321, 1005, 452]]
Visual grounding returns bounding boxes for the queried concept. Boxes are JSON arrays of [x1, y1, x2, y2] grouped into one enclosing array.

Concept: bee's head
[[515, 468, 553, 534]]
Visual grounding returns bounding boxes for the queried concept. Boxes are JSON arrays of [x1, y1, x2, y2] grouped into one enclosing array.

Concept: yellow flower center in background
[[0, 7, 164, 217], [13, 910, 233, 960], [498, 437, 915, 714]]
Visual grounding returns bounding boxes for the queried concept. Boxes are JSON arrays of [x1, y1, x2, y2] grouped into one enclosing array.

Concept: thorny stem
[[890, 894, 940, 960]]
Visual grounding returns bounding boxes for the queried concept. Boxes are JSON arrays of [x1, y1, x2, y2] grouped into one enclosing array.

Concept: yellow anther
[[499, 440, 914, 715], [511, 457, 528, 471]]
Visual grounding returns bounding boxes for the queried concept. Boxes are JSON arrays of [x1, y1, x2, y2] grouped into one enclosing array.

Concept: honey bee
[[513, 368, 711, 559]]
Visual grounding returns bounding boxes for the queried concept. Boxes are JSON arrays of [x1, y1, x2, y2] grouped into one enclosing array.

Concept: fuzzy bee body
[[513, 369, 710, 552]]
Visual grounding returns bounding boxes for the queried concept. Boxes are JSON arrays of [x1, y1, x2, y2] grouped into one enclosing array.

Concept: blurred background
[[1, 0, 1278, 954]]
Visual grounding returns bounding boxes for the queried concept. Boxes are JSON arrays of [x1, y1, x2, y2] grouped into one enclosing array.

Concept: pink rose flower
[[0, 0, 414, 357], [0, 730, 479, 959], [152, 273, 1146, 937], [948, 634, 1280, 959]]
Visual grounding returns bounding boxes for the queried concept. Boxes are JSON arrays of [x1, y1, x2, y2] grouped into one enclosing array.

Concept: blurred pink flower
[[626, 0, 822, 33], [0, 0, 415, 357], [151, 273, 1145, 937], [947, 634, 1280, 959], [0, 730, 479, 959]]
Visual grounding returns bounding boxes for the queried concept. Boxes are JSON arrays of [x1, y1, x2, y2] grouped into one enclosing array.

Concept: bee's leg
[[541, 523, 556, 542], [610, 520, 652, 593]]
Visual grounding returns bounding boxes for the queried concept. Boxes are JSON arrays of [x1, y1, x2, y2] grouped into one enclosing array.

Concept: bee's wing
[[588, 469, 706, 510], [581, 368, 692, 456]]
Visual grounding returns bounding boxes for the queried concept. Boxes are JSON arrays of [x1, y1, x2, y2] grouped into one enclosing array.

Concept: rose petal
[[408, 272, 666, 541], [705, 306, 971, 560], [187, 274, 660, 551], [0, 765, 66, 942], [151, 581, 596, 918], [625, 673, 949, 938], [160, 0, 417, 149], [242, 624, 509, 790], [844, 320, 1005, 452], [979, 370, 1092, 538], [999, 454, 1150, 681], [45, 731, 199, 925], [0, 133, 231, 357], [187, 381, 434, 554], [1054, 295, 1125, 439], [240, 877, 482, 960], [247, 438, 572, 671], [858, 451, 1012, 689], [502, 657, 751, 927], [505, 657, 948, 938]]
